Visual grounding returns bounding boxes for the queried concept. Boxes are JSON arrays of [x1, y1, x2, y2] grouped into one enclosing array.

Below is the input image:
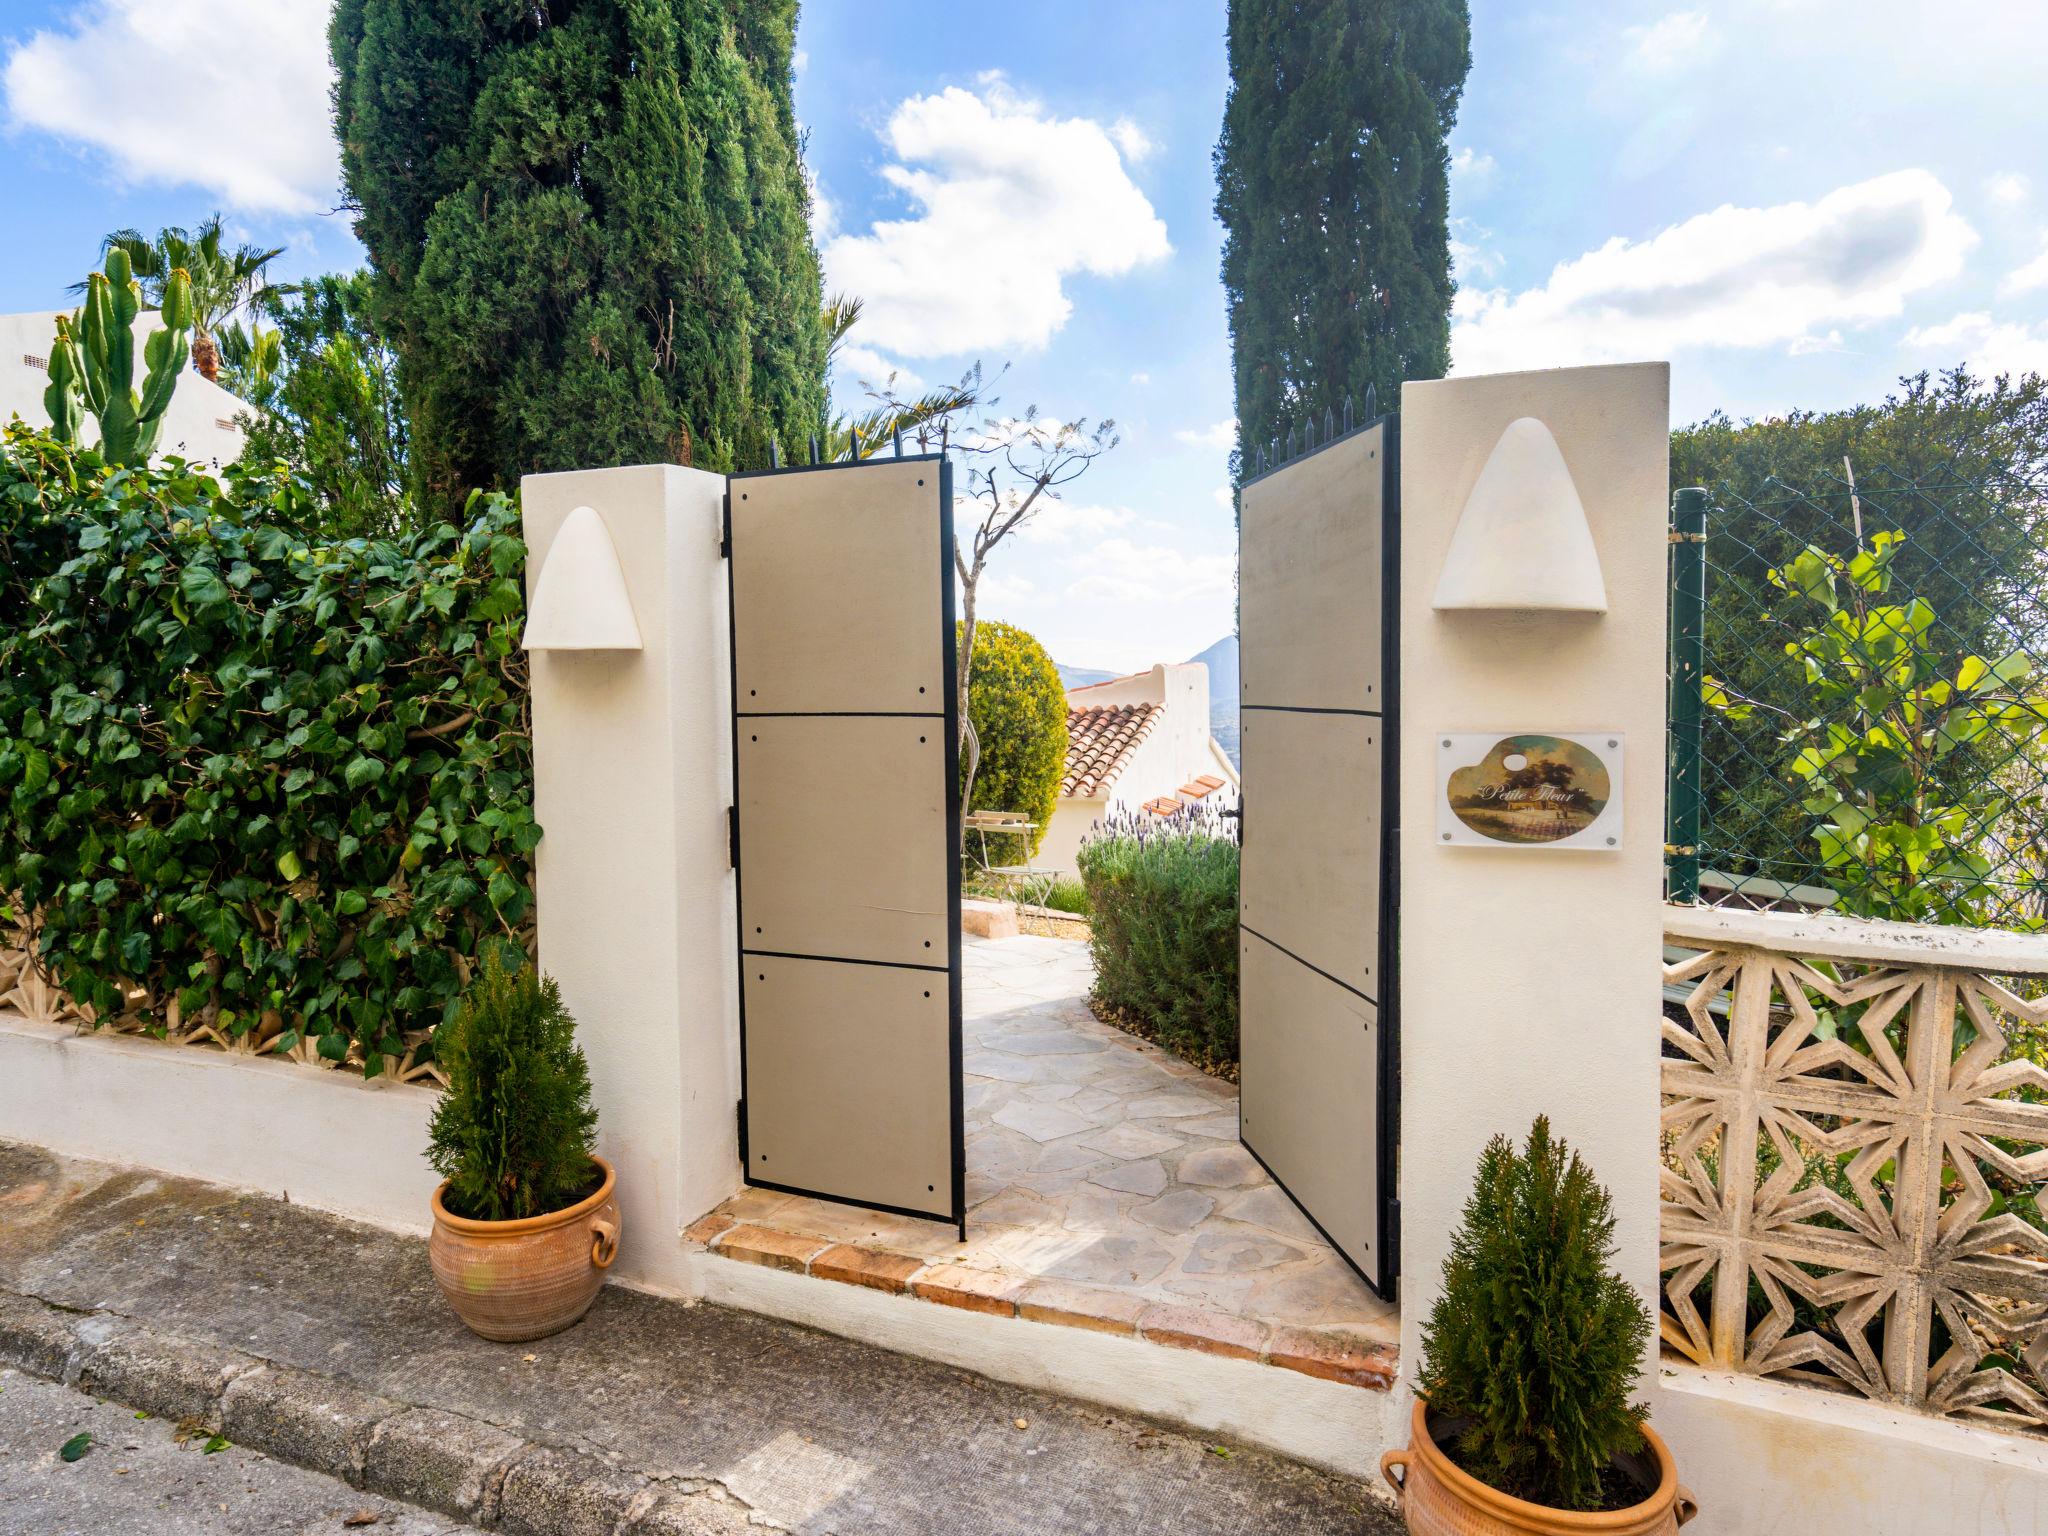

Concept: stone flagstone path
[[701, 936, 1397, 1353]]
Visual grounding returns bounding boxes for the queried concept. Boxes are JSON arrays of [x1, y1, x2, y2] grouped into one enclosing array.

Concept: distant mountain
[[1056, 663, 1121, 690], [1188, 635, 1240, 767]]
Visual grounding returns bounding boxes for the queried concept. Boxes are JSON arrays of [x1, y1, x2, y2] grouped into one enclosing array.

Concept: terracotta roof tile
[[1178, 780, 1216, 799], [1141, 795, 1182, 817], [1194, 774, 1226, 791], [1062, 703, 1159, 797]]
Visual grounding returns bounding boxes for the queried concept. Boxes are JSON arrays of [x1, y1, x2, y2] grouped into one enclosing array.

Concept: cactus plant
[[45, 248, 195, 467]]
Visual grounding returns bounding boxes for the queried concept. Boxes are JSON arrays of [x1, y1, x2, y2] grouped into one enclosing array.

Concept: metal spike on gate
[[893, 426, 903, 458], [1286, 425, 1297, 459], [1343, 396, 1354, 434], [1305, 416, 1316, 451], [1325, 407, 1336, 442], [808, 434, 820, 465], [1268, 437, 1278, 469], [770, 437, 781, 469], [1255, 445, 1266, 473], [1364, 383, 1377, 420], [849, 426, 861, 462]]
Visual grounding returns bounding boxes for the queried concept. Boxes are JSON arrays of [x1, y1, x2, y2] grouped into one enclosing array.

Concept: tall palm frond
[[72, 214, 296, 382]]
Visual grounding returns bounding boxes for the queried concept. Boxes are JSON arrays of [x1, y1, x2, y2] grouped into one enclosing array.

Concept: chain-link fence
[[1666, 461, 2048, 929]]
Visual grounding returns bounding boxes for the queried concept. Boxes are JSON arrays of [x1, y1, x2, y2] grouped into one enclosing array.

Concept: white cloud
[[1212, 485, 1235, 510], [2002, 237, 2048, 296], [4, 0, 337, 213], [1175, 419, 1236, 450], [1628, 10, 1715, 70], [1988, 172, 2031, 207], [1449, 216, 1504, 283], [1452, 170, 1977, 374], [1450, 146, 1497, 183], [821, 75, 1171, 357], [835, 343, 924, 390], [972, 569, 1037, 608], [1903, 311, 2048, 381], [793, 48, 810, 75], [1110, 117, 1156, 163], [1014, 500, 1134, 545], [1129, 371, 1152, 387], [1066, 539, 1235, 606]]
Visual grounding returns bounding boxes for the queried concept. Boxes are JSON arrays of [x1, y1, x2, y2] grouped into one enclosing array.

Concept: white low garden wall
[[0, 1012, 438, 1232], [1654, 904, 2048, 1534], [1661, 1366, 2048, 1535]]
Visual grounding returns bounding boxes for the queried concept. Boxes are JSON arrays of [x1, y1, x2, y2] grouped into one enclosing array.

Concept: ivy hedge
[[0, 424, 536, 1074]]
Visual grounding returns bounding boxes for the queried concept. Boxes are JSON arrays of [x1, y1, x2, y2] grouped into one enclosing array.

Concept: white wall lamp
[[1431, 416, 1607, 613], [521, 504, 644, 651]]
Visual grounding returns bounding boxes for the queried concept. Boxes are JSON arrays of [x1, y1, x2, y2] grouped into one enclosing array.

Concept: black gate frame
[[1233, 409, 1402, 1299], [723, 452, 966, 1236]]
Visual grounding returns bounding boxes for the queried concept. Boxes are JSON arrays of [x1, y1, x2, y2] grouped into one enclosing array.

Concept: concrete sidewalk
[[0, 1141, 1398, 1536], [0, 1370, 483, 1535]]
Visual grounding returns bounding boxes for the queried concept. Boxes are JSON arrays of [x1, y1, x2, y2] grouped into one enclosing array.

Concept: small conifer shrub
[[1416, 1117, 1653, 1511], [428, 951, 599, 1223]]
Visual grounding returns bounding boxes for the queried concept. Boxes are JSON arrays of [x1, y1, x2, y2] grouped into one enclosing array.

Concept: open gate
[[1236, 415, 1399, 1296], [726, 454, 964, 1231]]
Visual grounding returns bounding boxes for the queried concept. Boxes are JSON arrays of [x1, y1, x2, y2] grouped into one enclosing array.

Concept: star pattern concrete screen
[[1435, 731, 1624, 851]]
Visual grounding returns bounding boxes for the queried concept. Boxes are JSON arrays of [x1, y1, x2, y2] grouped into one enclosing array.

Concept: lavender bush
[[1076, 802, 1240, 1067]]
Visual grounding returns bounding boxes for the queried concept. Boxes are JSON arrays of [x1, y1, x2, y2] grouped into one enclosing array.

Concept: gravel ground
[[0, 1369, 481, 1536]]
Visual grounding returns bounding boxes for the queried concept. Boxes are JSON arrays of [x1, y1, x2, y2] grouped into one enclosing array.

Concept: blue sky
[[5, 1, 2046, 669]]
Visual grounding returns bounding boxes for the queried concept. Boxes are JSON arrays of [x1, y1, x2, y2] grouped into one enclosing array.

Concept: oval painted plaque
[[1445, 734, 1611, 846]]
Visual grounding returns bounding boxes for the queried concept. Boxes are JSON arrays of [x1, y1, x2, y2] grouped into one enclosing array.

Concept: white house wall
[[1040, 663, 1240, 873], [1, 310, 249, 468]]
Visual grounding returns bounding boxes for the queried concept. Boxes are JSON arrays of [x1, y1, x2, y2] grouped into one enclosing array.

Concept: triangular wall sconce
[[522, 504, 644, 651], [1431, 416, 1607, 613]]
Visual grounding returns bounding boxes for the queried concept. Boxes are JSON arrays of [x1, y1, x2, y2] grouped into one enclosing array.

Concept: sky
[[4, 1, 2046, 672]]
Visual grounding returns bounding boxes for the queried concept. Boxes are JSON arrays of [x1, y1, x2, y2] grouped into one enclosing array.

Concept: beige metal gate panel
[[1236, 416, 1397, 1293], [1238, 710, 1381, 998], [742, 956, 952, 1213], [1239, 430, 1385, 713], [1239, 931, 1379, 1268], [731, 459, 947, 714], [738, 716, 950, 968], [729, 455, 961, 1229]]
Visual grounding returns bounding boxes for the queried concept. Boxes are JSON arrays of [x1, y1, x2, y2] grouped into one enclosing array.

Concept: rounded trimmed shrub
[[961, 620, 1068, 865]]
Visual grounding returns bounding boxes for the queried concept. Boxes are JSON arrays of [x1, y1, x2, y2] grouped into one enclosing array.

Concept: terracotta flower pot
[[1381, 1400, 1698, 1535], [429, 1157, 621, 1342]]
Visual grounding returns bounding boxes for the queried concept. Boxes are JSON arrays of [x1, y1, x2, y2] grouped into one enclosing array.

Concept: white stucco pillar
[[1394, 364, 1671, 1411], [521, 464, 740, 1296]]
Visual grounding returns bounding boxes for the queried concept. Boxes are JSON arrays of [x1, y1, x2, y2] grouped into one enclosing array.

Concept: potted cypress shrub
[[1382, 1118, 1697, 1534], [426, 951, 620, 1341]]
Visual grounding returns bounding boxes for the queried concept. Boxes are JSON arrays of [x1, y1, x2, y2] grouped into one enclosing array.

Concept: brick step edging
[[688, 1216, 1397, 1390]]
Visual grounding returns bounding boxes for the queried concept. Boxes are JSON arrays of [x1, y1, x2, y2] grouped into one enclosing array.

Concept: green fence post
[[1666, 487, 1708, 903]]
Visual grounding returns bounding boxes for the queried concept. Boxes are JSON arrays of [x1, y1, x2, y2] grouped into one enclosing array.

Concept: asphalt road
[[0, 1368, 482, 1536]]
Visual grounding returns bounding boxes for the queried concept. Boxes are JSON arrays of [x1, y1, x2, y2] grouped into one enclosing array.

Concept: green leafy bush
[[428, 951, 597, 1221], [960, 620, 1067, 864], [1040, 876, 1090, 917], [1417, 1117, 1652, 1511], [0, 424, 536, 1074], [1077, 810, 1239, 1066]]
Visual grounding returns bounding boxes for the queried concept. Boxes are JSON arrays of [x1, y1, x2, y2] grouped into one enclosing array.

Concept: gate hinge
[[1663, 843, 1697, 856], [1668, 530, 1706, 544], [736, 1097, 747, 1165], [727, 805, 739, 869], [719, 489, 732, 559]]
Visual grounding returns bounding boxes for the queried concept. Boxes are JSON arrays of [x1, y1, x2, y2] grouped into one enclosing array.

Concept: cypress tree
[[1214, 0, 1471, 470], [331, 1, 827, 510]]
